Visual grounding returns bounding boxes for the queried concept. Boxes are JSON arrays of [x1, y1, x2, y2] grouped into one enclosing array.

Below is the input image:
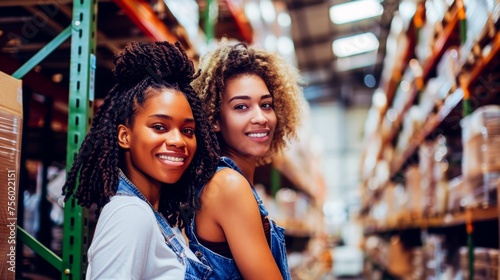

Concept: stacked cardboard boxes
[[0, 71, 23, 279]]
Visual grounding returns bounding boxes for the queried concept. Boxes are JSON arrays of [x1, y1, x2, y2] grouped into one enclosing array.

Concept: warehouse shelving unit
[[11, 1, 100, 278], [360, 1, 500, 279]]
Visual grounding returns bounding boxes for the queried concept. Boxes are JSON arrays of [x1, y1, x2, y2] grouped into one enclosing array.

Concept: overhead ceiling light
[[277, 12, 291, 27], [329, 0, 383, 25], [364, 74, 377, 88], [277, 36, 294, 56], [260, 0, 276, 23], [245, 2, 261, 23], [398, 0, 417, 22], [332, 32, 379, 58], [264, 34, 277, 52], [372, 88, 387, 109], [335, 51, 378, 72]]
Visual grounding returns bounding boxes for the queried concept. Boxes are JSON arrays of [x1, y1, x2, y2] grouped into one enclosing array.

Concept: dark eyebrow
[[148, 114, 195, 123], [228, 95, 250, 102], [228, 94, 273, 103]]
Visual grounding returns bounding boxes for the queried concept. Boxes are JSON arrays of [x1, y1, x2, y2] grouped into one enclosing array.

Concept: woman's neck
[[122, 165, 162, 210]]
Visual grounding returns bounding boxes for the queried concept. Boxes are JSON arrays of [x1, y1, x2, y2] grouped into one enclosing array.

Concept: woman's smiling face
[[119, 88, 197, 185], [215, 74, 276, 160]]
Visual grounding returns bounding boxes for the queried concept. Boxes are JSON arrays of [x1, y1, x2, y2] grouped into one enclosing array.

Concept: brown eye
[[182, 127, 195, 136], [262, 103, 274, 109], [152, 124, 166, 131], [234, 104, 249, 110]]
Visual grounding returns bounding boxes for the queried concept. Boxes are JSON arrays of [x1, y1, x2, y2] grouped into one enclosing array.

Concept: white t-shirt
[[86, 195, 198, 280]]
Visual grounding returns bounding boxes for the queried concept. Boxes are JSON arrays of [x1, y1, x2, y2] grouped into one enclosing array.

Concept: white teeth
[[248, 133, 267, 138], [158, 155, 184, 162]]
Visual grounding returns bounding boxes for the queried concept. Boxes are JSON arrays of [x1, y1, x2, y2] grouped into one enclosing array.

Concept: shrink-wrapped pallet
[[461, 105, 500, 207], [0, 71, 23, 279]]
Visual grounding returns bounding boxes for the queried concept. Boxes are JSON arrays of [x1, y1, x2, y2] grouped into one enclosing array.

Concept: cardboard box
[[0, 71, 23, 279]]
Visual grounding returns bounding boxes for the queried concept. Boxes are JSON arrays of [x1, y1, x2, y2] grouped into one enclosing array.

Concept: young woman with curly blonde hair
[[186, 40, 303, 280]]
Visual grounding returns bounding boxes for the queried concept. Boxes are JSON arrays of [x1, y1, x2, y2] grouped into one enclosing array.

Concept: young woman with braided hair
[[62, 41, 220, 279], [186, 40, 303, 280]]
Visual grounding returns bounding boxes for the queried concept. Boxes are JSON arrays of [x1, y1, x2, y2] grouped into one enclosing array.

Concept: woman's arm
[[198, 169, 283, 280]]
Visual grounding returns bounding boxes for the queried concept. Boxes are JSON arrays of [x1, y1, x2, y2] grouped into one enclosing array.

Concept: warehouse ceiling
[[285, 0, 399, 105], [0, 0, 398, 131]]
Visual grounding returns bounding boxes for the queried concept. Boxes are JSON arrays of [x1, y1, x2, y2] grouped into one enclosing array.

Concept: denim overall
[[185, 157, 292, 280], [116, 171, 213, 280]]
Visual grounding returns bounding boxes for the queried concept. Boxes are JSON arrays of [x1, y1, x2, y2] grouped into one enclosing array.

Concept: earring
[[213, 125, 218, 129]]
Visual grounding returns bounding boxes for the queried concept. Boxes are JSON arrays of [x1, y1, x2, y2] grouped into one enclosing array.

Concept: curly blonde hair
[[192, 40, 303, 164]]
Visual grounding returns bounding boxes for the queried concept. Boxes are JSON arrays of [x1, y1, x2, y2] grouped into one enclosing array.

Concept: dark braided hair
[[62, 41, 220, 228]]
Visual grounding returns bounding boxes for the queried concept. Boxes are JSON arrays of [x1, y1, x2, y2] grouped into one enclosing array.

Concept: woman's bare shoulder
[[201, 168, 254, 205]]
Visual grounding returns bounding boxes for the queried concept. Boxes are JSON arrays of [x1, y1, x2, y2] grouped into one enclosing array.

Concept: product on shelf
[[360, 0, 500, 279], [360, 133, 383, 183], [415, 0, 451, 65], [272, 187, 322, 239], [395, 106, 425, 162], [379, 11, 410, 94], [460, 247, 499, 280], [489, 249, 499, 280], [405, 166, 425, 218], [419, 140, 437, 216], [461, 105, 500, 208], [460, 0, 497, 68], [388, 235, 412, 277], [422, 234, 448, 279], [416, 135, 451, 217], [433, 47, 461, 103], [419, 77, 446, 118], [446, 176, 466, 212], [0, 72, 23, 280]]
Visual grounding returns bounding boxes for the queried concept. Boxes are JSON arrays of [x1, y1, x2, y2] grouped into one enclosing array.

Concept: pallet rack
[[360, 1, 500, 279]]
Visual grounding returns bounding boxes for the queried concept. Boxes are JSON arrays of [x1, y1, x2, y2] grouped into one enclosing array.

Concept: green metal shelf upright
[[62, 0, 97, 278], [13, 0, 96, 279]]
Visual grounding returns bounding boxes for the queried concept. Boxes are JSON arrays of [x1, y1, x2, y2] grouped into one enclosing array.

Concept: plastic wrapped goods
[[461, 105, 500, 207]]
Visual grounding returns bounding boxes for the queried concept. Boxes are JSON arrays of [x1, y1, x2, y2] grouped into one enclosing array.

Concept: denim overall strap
[[116, 171, 186, 264], [219, 157, 268, 216]]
